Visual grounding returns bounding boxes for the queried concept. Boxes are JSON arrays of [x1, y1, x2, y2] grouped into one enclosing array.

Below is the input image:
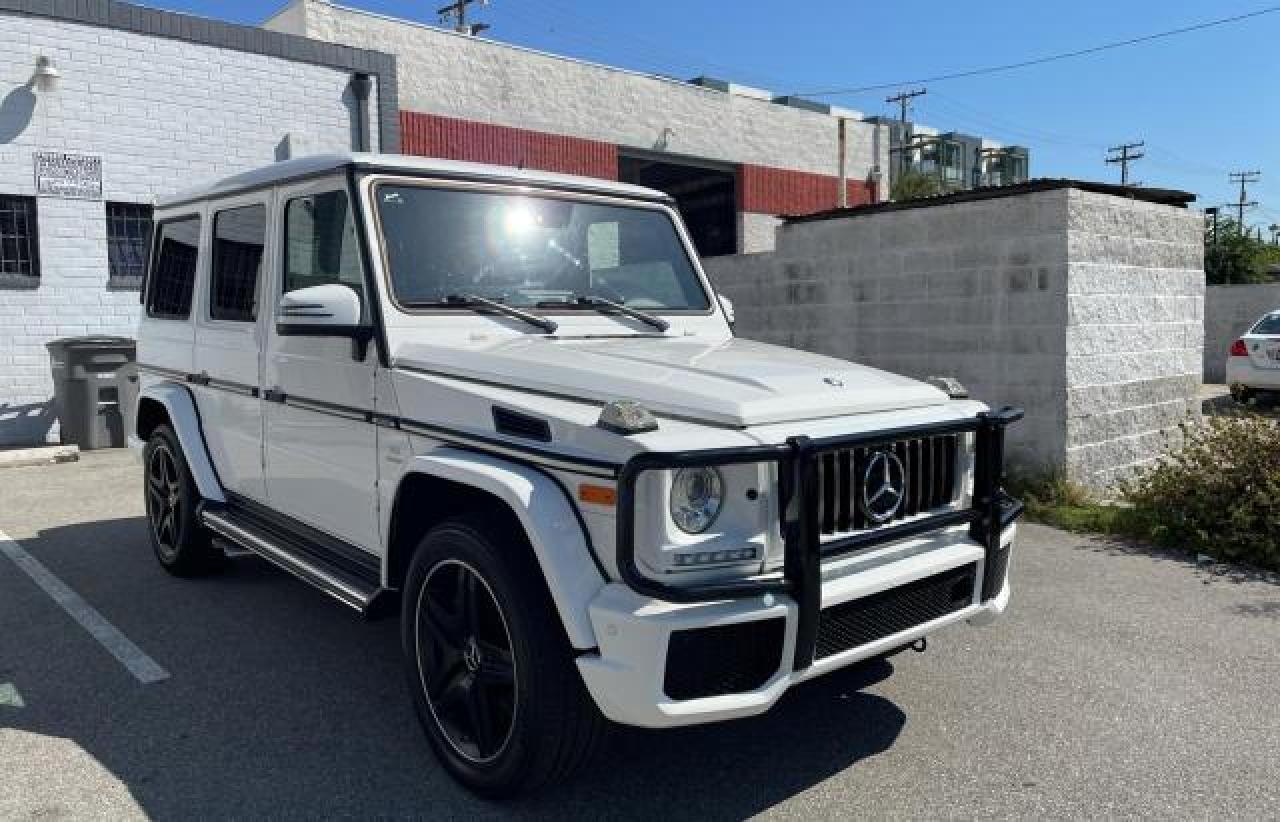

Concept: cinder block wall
[[1061, 190, 1204, 486], [1203, 283, 1280, 382], [0, 9, 380, 445], [704, 187, 1205, 487]]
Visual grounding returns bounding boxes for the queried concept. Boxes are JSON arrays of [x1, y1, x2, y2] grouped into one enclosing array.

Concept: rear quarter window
[[1251, 314, 1280, 335], [146, 216, 201, 320]]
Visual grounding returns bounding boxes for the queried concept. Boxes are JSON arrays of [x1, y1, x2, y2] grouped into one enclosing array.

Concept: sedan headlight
[[669, 466, 724, 534]]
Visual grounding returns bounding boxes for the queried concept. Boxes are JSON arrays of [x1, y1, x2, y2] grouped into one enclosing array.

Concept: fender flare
[[136, 381, 225, 503], [400, 449, 606, 649]]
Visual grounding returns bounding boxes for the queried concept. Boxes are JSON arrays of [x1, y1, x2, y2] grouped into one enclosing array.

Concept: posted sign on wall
[[34, 152, 103, 200]]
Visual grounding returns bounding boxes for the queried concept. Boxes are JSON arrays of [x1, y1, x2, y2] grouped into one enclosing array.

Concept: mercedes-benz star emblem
[[862, 450, 906, 524], [462, 636, 482, 673]]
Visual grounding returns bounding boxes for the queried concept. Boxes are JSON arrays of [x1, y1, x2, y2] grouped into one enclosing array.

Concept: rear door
[[138, 212, 203, 382], [262, 177, 380, 551], [192, 196, 270, 499]]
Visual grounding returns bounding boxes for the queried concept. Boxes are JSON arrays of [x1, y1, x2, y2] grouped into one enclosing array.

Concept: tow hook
[[910, 637, 928, 653]]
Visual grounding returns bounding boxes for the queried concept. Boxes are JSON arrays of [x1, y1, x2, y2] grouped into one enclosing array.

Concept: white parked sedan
[[1227, 310, 1280, 404]]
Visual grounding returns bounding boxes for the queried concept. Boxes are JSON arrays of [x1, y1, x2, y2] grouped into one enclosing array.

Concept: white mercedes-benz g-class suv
[[132, 153, 1022, 797]]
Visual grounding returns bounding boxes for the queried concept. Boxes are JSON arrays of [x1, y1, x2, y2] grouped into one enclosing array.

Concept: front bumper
[[586, 406, 1023, 728], [578, 524, 1014, 728]]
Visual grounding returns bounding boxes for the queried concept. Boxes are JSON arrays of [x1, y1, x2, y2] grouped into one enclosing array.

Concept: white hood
[[393, 336, 947, 428]]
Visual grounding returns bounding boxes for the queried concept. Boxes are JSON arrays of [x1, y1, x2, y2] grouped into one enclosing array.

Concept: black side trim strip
[[517, 462, 611, 583], [398, 417, 619, 477], [180, 382, 226, 491], [136, 363, 188, 381], [141, 370, 620, 476], [224, 491, 380, 585]]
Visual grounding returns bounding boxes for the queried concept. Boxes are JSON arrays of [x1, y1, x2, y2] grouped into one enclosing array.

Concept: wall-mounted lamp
[[32, 56, 60, 93]]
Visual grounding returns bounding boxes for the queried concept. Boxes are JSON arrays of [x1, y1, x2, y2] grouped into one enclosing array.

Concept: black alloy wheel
[[142, 424, 222, 576], [414, 559, 518, 763], [147, 442, 183, 561], [402, 514, 605, 797]]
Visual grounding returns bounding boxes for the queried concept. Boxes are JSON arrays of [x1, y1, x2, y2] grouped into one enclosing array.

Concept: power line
[[792, 5, 1280, 96], [1106, 141, 1145, 186]]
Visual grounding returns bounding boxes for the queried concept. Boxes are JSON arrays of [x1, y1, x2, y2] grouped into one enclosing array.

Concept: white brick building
[[0, 0, 396, 445]]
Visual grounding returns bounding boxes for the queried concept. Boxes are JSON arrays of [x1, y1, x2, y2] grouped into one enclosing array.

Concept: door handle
[[263, 387, 287, 403]]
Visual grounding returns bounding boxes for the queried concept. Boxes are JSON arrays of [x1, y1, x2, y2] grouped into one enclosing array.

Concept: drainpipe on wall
[[349, 72, 373, 152], [837, 117, 848, 209]]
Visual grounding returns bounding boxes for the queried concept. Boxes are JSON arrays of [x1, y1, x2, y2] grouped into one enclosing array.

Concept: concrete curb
[[0, 445, 80, 469]]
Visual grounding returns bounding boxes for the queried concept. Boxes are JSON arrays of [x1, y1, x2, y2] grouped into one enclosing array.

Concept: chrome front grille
[[815, 434, 961, 537]]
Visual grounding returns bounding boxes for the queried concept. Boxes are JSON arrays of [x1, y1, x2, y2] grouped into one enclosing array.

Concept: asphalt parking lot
[[2, 451, 1279, 820]]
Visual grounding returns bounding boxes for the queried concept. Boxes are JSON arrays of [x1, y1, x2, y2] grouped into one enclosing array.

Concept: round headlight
[[669, 466, 724, 534]]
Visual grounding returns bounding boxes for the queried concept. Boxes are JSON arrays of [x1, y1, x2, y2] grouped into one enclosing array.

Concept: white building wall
[[0, 10, 375, 445], [271, 0, 886, 186]]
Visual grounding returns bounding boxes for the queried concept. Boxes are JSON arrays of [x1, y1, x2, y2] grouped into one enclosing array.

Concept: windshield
[[1251, 313, 1280, 335], [374, 184, 710, 311]]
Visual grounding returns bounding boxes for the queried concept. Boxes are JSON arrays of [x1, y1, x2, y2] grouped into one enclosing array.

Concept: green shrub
[[1122, 416, 1280, 568]]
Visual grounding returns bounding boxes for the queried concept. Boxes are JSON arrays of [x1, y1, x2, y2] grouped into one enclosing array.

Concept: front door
[[263, 178, 380, 551]]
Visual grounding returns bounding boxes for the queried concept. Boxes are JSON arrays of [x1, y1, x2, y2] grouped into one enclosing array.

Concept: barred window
[[210, 205, 265, 322], [106, 202, 153, 288], [146, 216, 201, 319], [0, 194, 39, 287]]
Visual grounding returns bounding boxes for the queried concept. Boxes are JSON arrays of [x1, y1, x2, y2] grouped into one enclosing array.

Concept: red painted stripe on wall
[[400, 111, 618, 180], [738, 164, 877, 216]]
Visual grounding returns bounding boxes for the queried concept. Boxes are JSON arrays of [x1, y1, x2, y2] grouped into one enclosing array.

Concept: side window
[[283, 190, 364, 311], [210, 204, 266, 322], [146, 216, 201, 319]]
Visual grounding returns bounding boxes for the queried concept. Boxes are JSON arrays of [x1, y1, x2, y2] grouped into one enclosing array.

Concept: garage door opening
[[618, 152, 737, 257]]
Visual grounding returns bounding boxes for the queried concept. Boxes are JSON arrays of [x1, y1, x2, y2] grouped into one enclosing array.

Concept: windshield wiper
[[429, 294, 558, 334], [539, 295, 670, 332]]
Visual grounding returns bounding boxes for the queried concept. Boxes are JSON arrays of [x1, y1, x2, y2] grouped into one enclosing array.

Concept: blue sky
[[163, 0, 1280, 228]]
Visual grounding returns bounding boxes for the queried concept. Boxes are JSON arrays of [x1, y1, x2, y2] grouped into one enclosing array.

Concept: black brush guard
[[615, 407, 1025, 671]]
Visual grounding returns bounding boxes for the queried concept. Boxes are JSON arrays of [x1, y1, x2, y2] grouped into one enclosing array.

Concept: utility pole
[[1228, 170, 1260, 234], [1105, 141, 1144, 186], [438, 0, 490, 35], [885, 89, 925, 187], [885, 88, 926, 124]]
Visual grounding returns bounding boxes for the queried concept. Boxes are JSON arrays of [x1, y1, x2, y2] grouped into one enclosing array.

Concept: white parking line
[[0, 527, 169, 684]]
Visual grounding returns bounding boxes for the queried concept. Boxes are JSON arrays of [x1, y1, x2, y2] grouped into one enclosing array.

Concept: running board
[[200, 506, 385, 615]]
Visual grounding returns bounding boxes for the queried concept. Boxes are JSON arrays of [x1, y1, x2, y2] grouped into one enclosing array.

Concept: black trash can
[[46, 336, 138, 450]]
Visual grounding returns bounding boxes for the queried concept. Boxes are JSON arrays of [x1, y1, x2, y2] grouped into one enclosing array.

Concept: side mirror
[[717, 293, 736, 327], [277, 284, 373, 359]]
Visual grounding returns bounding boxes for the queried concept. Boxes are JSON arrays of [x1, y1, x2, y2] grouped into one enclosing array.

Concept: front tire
[[401, 513, 604, 797], [142, 425, 223, 576]]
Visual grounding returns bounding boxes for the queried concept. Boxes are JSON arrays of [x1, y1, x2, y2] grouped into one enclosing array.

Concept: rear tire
[[142, 425, 224, 576], [401, 512, 604, 798], [1230, 383, 1254, 405]]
